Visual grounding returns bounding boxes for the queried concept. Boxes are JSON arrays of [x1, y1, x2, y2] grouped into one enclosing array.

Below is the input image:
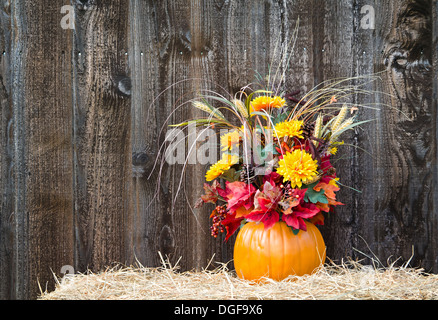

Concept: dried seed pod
[[192, 101, 226, 120], [330, 105, 348, 132], [232, 98, 249, 118], [301, 122, 315, 140], [239, 164, 256, 184], [313, 115, 323, 140]]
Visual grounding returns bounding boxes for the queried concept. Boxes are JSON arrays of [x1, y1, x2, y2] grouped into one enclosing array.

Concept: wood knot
[[132, 152, 149, 166], [159, 225, 175, 253], [76, 0, 95, 11], [113, 75, 131, 97], [132, 152, 149, 178]]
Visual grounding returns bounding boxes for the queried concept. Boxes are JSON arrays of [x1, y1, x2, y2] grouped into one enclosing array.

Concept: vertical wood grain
[[9, 1, 75, 298], [433, 0, 438, 273], [72, 0, 132, 273], [129, 0, 224, 270], [129, 0, 159, 268], [377, 0, 437, 271], [0, 0, 13, 299]]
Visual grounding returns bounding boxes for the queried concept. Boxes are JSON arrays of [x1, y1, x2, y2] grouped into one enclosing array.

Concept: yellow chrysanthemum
[[276, 149, 319, 188], [220, 130, 241, 151], [250, 96, 286, 112], [205, 154, 239, 181], [274, 120, 304, 139]]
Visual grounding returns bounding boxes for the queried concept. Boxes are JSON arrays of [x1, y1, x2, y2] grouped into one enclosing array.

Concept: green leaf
[[219, 168, 240, 182], [303, 182, 328, 204], [273, 112, 288, 125], [292, 228, 300, 235]]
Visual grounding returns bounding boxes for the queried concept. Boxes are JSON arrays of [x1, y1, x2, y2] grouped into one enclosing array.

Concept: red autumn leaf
[[222, 181, 257, 213], [257, 196, 276, 212], [282, 203, 320, 231], [263, 171, 282, 186], [282, 213, 307, 231], [320, 155, 333, 174], [257, 182, 282, 208], [200, 180, 221, 204], [221, 213, 244, 242], [319, 155, 337, 184], [245, 210, 280, 230]]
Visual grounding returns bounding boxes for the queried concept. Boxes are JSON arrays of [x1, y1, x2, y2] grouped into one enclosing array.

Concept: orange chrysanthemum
[[250, 96, 286, 112]]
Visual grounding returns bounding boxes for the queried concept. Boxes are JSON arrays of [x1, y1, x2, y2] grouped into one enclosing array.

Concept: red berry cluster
[[280, 181, 293, 197], [210, 205, 227, 238]]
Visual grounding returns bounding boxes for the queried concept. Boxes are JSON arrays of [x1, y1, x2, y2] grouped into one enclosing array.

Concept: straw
[[39, 256, 438, 300]]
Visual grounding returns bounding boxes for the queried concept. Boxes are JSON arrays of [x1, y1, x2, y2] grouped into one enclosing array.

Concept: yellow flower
[[220, 130, 241, 151], [276, 149, 319, 188], [274, 120, 304, 139], [329, 141, 344, 155], [329, 147, 338, 155], [329, 178, 340, 188], [250, 96, 286, 112], [205, 154, 239, 181]]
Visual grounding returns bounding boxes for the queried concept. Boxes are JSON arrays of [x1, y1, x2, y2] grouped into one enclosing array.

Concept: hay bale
[[39, 257, 438, 300]]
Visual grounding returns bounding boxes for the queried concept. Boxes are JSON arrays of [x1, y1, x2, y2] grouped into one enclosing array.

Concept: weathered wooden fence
[[0, 0, 436, 299]]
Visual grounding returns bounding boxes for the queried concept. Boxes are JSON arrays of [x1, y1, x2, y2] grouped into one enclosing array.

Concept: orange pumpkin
[[234, 221, 326, 281]]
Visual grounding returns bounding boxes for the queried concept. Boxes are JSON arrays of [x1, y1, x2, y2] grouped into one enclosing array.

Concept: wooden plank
[[376, 0, 437, 271], [283, 0, 318, 95], [128, 0, 163, 269], [72, 0, 132, 273], [320, 0, 370, 263], [8, 1, 75, 298], [0, 0, 13, 300], [433, 0, 438, 274], [129, 0, 216, 270]]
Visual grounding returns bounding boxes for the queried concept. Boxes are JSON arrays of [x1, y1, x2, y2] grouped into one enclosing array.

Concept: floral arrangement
[[170, 74, 372, 241]]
